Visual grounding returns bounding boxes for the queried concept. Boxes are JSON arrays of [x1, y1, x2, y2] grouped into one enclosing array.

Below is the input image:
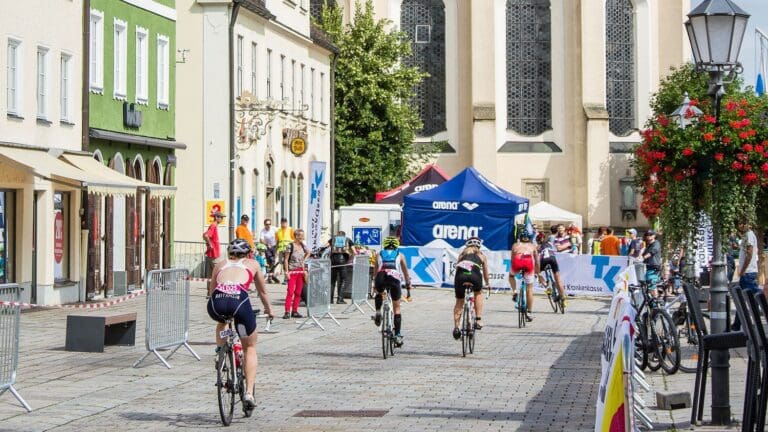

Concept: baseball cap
[[241, 214, 249, 221], [213, 211, 225, 218], [644, 229, 656, 237], [628, 228, 637, 235]]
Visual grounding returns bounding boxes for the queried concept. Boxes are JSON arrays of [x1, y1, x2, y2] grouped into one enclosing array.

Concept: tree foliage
[[318, 0, 429, 206]]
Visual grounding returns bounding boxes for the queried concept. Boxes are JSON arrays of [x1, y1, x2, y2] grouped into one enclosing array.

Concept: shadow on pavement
[[119, 412, 221, 428]]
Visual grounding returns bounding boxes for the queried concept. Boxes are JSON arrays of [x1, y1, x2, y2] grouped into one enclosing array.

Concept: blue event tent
[[401, 167, 529, 250]]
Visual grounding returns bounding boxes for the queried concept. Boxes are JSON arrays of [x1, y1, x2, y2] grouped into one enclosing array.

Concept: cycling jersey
[[208, 259, 257, 337], [214, 259, 255, 294], [456, 252, 483, 275], [375, 248, 404, 298]]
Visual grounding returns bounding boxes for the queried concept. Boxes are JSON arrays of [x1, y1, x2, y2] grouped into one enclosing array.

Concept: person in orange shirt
[[235, 215, 255, 255], [600, 228, 621, 256]]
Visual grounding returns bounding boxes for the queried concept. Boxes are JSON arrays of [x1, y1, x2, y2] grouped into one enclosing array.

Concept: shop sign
[[282, 128, 308, 156], [54, 211, 64, 263], [206, 200, 226, 225], [290, 137, 307, 156]]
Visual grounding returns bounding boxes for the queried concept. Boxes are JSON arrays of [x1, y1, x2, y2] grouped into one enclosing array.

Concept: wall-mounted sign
[[123, 102, 143, 128], [205, 200, 226, 225], [290, 137, 306, 156], [283, 128, 308, 156]]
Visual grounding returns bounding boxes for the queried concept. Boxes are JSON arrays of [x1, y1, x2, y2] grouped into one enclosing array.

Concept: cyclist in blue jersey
[[372, 236, 412, 347]]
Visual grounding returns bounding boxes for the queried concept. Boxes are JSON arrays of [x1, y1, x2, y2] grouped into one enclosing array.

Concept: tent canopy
[[375, 164, 448, 204], [402, 167, 529, 249], [527, 201, 583, 229]]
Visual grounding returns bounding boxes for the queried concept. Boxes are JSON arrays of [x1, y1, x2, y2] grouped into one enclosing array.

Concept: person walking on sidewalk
[[203, 211, 225, 278], [733, 220, 761, 331], [207, 239, 274, 410], [283, 229, 309, 319], [235, 215, 255, 253], [330, 231, 353, 304]]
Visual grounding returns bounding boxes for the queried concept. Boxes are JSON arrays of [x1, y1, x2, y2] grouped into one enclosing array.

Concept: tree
[[318, 0, 430, 206]]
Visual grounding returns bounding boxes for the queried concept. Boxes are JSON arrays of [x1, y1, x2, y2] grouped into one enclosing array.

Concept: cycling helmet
[[518, 230, 531, 241], [228, 238, 252, 255], [255, 242, 267, 251], [465, 237, 482, 248], [383, 236, 400, 249]]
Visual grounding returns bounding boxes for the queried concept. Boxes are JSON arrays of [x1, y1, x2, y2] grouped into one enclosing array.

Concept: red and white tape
[[0, 289, 146, 309]]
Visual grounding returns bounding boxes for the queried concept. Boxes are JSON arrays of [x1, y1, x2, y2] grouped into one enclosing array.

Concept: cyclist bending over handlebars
[[539, 226, 567, 309], [508, 231, 544, 322], [373, 236, 412, 347], [207, 239, 275, 410], [452, 237, 490, 340]]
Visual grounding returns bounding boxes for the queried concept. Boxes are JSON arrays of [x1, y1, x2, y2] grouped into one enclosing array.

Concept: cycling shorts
[[511, 255, 535, 283], [540, 256, 559, 273], [374, 271, 403, 301], [207, 289, 256, 337], [454, 271, 483, 299]]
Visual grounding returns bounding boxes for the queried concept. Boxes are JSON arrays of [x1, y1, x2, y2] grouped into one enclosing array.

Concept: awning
[[0, 146, 137, 196], [61, 154, 176, 198]]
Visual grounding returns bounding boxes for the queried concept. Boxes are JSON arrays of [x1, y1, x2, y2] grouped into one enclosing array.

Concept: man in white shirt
[[733, 221, 760, 331], [259, 218, 278, 282]]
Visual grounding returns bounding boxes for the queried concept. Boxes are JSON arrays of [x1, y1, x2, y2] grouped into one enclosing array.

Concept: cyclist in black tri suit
[[452, 237, 490, 340], [373, 236, 412, 347], [539, 226, 567, 309]]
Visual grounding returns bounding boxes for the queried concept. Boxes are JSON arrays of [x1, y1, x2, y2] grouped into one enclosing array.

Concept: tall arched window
[[401, 0, 446, 136], [297, 174, 304, 230], [605, 0, 635, 136], [506, 0, 551, 136], [289, 173, 296, 226]]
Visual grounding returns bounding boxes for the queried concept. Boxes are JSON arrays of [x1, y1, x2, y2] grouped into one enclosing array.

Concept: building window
[[310, 67, 315, 120], [522, 179, 548, 205], [506, 0, 552, 136], [113, 19, 127, 99], [157, 35, 169, 109], [280, 54, 285, 101], [300, 63, 305, 116], [136, 27, 149, 104], [251, 169, 259, 231], [289, 173, 296, 225], [297, 174, 303, 229], [60, 54, 71, 122], [89, 9, 104, 92], [291, 59, 296, 110], [236, 35, 243, 97], [280, 172, 288, 219], [266, 49, 272, 99], [6, 39, 21, 115], [53, 191, 70, 281], [0, 190, 15, 284], [320, 71, 325, 123], [606, 0, 636, 136], [251, 42, 258, 96], [36, 47, 49, 119], [401, 0, 446, 136]]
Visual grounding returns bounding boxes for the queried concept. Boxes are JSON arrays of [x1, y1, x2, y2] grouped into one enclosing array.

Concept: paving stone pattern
[[0, 283, 749, 431]]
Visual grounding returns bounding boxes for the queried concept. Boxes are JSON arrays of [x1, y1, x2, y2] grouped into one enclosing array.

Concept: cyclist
[[373, 236, 412, 347], [508, 230, 543, 322], [540, 226, 567, 309], [452, 237, 490, 339], [207, 239, 275, 410]]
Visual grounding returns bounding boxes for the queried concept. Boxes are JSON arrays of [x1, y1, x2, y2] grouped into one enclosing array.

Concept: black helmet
[[518, 230, 531, 241], [229, 238, 252, 255]]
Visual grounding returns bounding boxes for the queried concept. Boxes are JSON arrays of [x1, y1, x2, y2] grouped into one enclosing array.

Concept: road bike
[[379, 291, 396, 359], [215, 317, 253, 425], [543, 264, 565, 314], [460, 284, 477, 357], [629, 274, 680, 375], [515, 276, 529, 329]]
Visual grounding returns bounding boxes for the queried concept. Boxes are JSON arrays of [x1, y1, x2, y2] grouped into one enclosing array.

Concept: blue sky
[[691, 0, 768, 89]]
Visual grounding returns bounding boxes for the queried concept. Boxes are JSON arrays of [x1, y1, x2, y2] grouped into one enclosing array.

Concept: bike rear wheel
[[381, 306, 389, 360], [468, 307, 476, 354], [634, 322, 648, 371], [653, 308, 680, 374], [217, 348, 236, 426], [461, 304, 469, 357]]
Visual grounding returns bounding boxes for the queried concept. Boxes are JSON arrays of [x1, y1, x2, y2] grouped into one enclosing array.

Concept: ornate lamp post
[[684, 0, 750, 424]]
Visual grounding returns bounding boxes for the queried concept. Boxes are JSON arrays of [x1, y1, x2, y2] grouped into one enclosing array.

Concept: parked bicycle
[[460, 284, 477, 357], [543, 263, 564, 314]]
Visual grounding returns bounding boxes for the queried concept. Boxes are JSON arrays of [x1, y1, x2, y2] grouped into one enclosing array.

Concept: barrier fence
[[133, 269, 200, 368], [343, 256, 375, 315], [297, 259, 340, 331], [0, 284, 31, 412]]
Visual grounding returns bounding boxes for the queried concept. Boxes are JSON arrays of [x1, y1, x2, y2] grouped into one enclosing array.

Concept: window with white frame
[[135, 27, 149, 104], [236, 35, 243, 97], [36, 47, 49, 119], [89, 9, 104, 92], [300, 63, 305, 116], [266, 49, 272, 99], [291, 59, 296, 110], [280, 54, 285, 101], [60, 54, 72, 122], [6, 39, 21, 115], [251, 42, 257, 96], [310, 67, 315, 120], [157, 35, 169, 109], [113, 19, 127, 99], [320, 71, 325, 123]]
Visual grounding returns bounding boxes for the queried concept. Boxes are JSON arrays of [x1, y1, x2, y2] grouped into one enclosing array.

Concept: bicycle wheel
[[517, 289, 524, 329], [645, 317, 662, 372], [677, 311, 699, 373], [460, 304, 468, 357], [653, 308, 680, 374], [546, 283, 557, 313], [468, 307, 476, 354], [381, 306, 389, 360], [217, 348, 235, 426], [634, 321, 648, 371]]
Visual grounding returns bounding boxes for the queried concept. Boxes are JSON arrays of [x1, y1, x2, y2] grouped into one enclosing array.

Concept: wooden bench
[[65, 312, 137, 353]]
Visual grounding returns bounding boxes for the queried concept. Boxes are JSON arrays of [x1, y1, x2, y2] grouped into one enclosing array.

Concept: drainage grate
[[294, 410, 388, 418]]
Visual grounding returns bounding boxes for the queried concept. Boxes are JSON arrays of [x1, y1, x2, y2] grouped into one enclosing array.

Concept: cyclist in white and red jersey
[[207, 239, 274, 410]]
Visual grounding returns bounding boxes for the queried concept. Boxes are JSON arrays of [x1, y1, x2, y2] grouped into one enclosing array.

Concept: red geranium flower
[[732, 161, 744, 170], [743, 173, 758, 185], [682, 148, 694, 156], [703, 115, 716, 124], [743, 144, 754, 152], [723, 137, 732, 144], [714, 153, 724, 161], [703, 133, 715, 141], [726, 100, 738, 111], [739, 131, 750, 140], [756, 145, 764, 153], [737, 108, 747, 117], [674, 173, 685, 182], [664, 166, 673, 173], [658, 115, 669, 127]]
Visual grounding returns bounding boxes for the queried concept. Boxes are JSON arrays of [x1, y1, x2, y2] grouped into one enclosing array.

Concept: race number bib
[[456, 260, 476, 272], [384, 269, 402, 281]]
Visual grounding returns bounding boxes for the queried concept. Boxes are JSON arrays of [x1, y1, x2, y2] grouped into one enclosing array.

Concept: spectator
[[567, 224, 582, 254], [553, 224, 572, 253], [733, 221, 760, 331], [600, 228, 621, 256], [283, 229, 309, 319], [259, 219, 278, 282], [203, 211, 225, 278], [235, 215, 255, 252], [590, 227, 607, 255], [329, 231, 354, 304], [640, 230, 662, 286], [626, 229, 644, 259], [726, 233, 740, 283], [275, 218, 295, 282]]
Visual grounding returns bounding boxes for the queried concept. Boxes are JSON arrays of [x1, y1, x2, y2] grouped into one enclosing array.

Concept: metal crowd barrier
[[133, 269, 200, 368], [343, 255, 375, 315], [297, 258, 340, 331], [0, 284, 31, 412]]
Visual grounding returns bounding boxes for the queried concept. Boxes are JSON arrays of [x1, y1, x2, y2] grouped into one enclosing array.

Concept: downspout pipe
[[329, 54, 337, 234], [81, 0, 91, 302], [228, 0, 242, 241]]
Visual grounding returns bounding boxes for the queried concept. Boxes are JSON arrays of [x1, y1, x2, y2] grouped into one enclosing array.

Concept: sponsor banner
[[444, 249, 511, 289], [556, 254, 633, 296], [595, 291, 635, 432], [694, 212, 713, 276], [399, 247, 444, 287], [402, 209, 514, 250], [307, 161, 326, 250]]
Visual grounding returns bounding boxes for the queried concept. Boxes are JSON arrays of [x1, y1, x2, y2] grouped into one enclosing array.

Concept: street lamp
[[669, 92, 704, 129], [684, 0, 750, 425]]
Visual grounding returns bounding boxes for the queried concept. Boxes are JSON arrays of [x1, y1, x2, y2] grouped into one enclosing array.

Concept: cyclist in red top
[[508, 231, 544, 321]]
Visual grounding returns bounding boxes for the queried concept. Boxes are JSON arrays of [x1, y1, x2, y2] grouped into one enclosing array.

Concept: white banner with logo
[[556, 254, 633, 296], [399, 247, 444, 287], [306, 161, 326, 250], [444, 249, 511, 289], [694, 212, 713, 276]]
